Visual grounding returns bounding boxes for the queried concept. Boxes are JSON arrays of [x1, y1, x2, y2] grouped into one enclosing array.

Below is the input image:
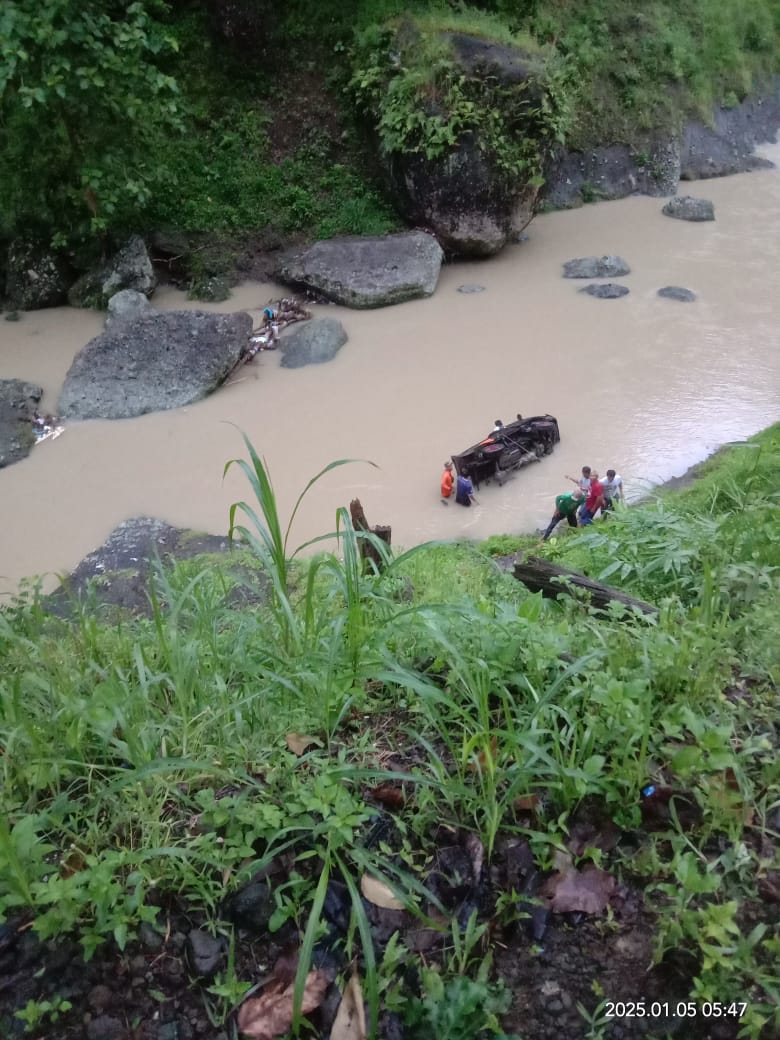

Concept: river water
[[2, 148, 779, 597]]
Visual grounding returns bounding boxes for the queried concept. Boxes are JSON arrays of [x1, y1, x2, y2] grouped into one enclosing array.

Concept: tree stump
[[350, 499, 391, 573]]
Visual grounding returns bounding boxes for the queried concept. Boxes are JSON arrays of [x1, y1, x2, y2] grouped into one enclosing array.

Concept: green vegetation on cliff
[[0, 0, 778, 253], [1, 425, 778, 1036]]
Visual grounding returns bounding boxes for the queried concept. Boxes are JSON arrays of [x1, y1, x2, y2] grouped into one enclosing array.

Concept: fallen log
[[512, 556, 657, 616], [349, 498, 391, 573]]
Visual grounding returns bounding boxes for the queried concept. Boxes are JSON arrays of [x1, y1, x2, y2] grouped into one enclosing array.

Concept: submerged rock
[[658, 286, 697, 302], [276, 232, 443, 308], [58, 309, 252, 419], [68, 235, 157, 308], [279, 318, 347, 369], [579, 283, 629, 299], [0, 379, 43, 468], [563, 255, 631, 279], [662, 195, 715, 221]]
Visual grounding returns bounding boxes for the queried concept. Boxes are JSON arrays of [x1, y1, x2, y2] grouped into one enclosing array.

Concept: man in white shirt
[[602, 469, 623, 509]]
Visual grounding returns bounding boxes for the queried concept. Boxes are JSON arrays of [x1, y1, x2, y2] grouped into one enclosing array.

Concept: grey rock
[[188, 275, 231, 302], [138, 920, 165, 950], [5, 240, 72, 310], [106, 289, 153, 327], [86, 1015, 127, 1040], [87, 985, 114, 1012], [563, 255, 630, 279], [543, 85, 780, 210], [0, 379, 42, 469], [276, 232, 443, 308], [579, 283, 629, 299], [280, 318, 347, 369], [658, 286, 697, 302], [186, 928, 226, 979], [68, 235, 157, 308], [662, 195, 715, 221], [58, 309, 252, 419], [457, 284, 486, 294]]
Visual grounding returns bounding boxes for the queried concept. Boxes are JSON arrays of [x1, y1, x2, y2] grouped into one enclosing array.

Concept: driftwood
[[512, 556, 657, 616], [350, 499, 391, 573]]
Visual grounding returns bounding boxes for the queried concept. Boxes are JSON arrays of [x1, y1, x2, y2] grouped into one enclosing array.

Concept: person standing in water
[[441, 460, 454, 502], [455, 469, 478, 507]]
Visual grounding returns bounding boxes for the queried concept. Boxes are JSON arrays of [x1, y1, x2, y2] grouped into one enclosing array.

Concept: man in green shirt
[[542, 489, 583, 541]]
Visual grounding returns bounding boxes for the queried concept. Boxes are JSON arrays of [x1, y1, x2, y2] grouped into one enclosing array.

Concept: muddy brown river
[[2, 149, 779, 598]]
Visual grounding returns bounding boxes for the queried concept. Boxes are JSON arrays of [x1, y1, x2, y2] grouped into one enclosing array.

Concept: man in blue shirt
[[456, 471, 477, 507]]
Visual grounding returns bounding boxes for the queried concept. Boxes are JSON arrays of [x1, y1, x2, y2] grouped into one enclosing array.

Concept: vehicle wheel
[[534, 442, 545, 458], [544, 438, 554, 455]]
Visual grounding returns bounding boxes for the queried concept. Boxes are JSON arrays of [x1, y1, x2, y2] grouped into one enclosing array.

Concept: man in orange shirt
[[441, 460, 454, 501]]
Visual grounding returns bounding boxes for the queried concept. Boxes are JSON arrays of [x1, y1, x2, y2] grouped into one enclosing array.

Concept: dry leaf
[[467, 735, 498, 773], [367, 782, 407, 809], [541, 863, 615, 915], [331, 971, 367, 1040], [360, 873, 404, 910], [237, 969, 328, 1040], [285, 733, 320, 756], [513, 794, 540, 814]]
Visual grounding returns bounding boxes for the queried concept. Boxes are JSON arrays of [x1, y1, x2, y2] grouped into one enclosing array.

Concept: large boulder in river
[[58, 310, 252, 420], [0, 379, 42, 468], [279, 319, 347, 369], [350, 23, 564, 257], [5, 240, 71, 310], [563, 255, 630, 279], [662, 196, 715, 222], [68, 235, 157, 309], [275, 232, 443, 308]]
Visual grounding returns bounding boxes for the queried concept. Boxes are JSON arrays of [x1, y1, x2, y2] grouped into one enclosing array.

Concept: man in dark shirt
[[455, 471, 477, 507]]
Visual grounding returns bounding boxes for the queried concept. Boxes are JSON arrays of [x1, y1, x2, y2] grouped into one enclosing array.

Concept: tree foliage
[[0, 0, 181, 243]]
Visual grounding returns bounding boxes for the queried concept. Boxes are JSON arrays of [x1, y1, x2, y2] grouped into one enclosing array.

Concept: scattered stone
[[279, 318, 347, 369], [138, 921, 164, 951], [188, 275, 231, 303], [0, 379, 43, 469], [658, 286, 697, 302], [5, 239, 72, 310], [105, 289, 153, 327], [275, 232, 443, 308], [457, 284, 486, 294], [562, 255, 630, 279], [68, 235, 157, 308], [87, 985, 114, 1012], [86, 1014, 128, 1040], [58, 309, 252, 419], [223, 879, 274, 933], [185, 929, 225, 979], [662, 195, 715, 221], [579, 283, 629, 299]]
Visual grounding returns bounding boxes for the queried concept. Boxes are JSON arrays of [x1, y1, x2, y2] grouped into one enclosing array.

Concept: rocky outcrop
[[0, 379, 42, 468], [68, 235, 157, 309], [352, 25, 562, 256], [276, 232, 443, 308], [45, 517, 258, 619], [658, 286, 697, 302], [543, 87, 780, 210], [105, 289, 153, 327], [279, 318, 347, 368], [5, 241, 71, 310], [662, 196, 715, 221], [579, 283, 629, 299], [563, 256, 630, 279], [58, 310, 252, 419]]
